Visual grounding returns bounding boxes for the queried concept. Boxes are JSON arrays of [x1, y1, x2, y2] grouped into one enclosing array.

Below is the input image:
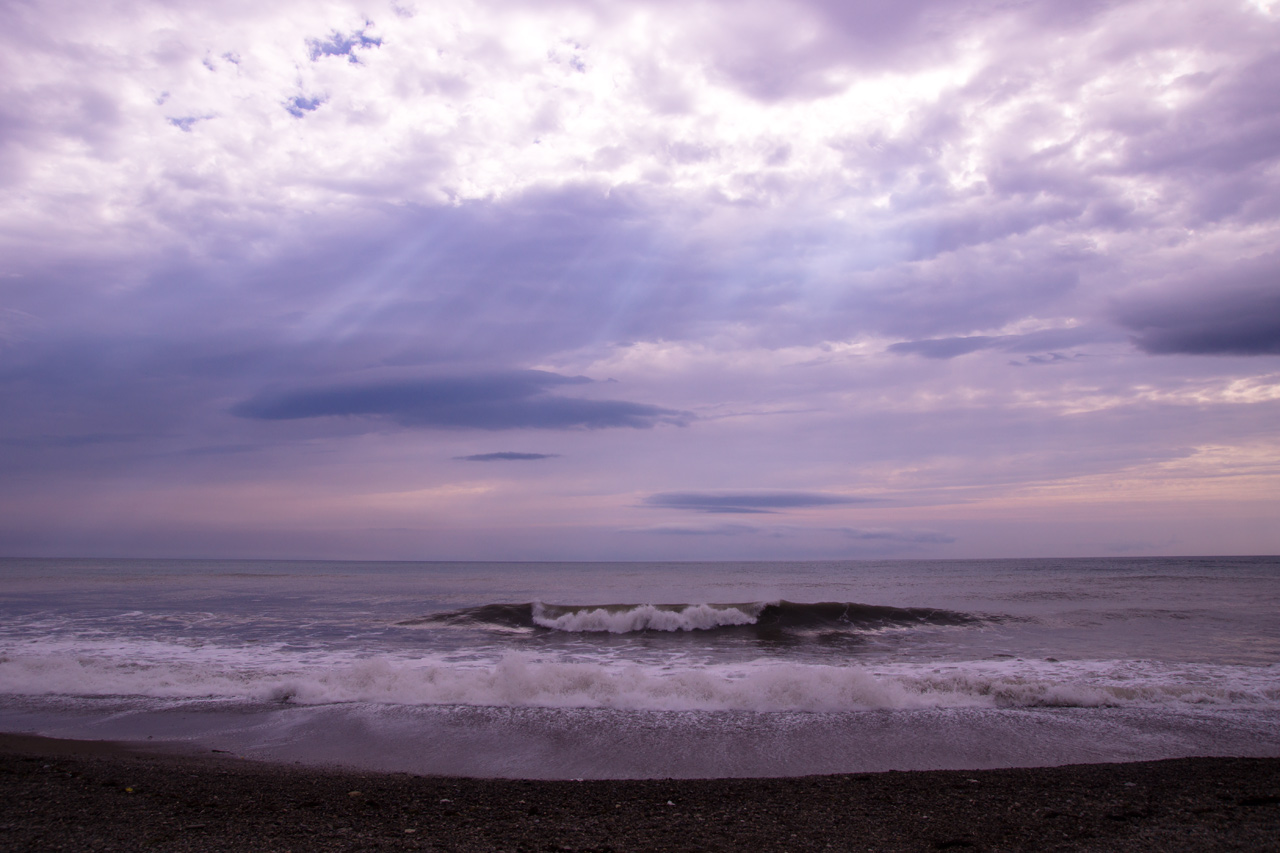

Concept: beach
[[3, 734, 1278, 852], [6, 6, 1280, 852]]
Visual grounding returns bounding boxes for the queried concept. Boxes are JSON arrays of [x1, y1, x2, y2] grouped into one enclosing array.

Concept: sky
[[1, 0, 1278, 561]]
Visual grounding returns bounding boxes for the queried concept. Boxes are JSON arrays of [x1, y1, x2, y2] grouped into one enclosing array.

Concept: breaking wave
[[2, 651, 1276, 713], [400, 600, 984, 636]]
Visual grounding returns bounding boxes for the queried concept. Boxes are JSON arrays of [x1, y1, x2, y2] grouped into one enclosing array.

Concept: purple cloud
[[232, 372, 692, 430], [889, 327, 1108, 359], [1117, 254, 1280, 355], [838, 528, 955, 544], [644, 492, 876, 514], [455, 452, 562, 461], [2, 0, 1279, 559]]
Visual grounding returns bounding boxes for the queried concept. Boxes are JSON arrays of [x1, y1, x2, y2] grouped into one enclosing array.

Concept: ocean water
[[1, 556, 1278, 778]]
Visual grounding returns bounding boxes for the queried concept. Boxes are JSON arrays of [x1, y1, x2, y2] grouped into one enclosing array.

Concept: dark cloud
[[232, 371, 691, 430], [1125, 297, 1280, 356], [456, 452, 561, 461], [644, 492, 874, 514], [0, 184, 792, 462], [1118, 257, 1280, 356]]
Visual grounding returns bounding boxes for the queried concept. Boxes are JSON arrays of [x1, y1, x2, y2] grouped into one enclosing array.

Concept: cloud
[[887, 327, 1105, 359], [232, 370, 692, 430], [1118, 257, 1280, 355], [644, 492, 876, 514], [690, 0, 1116, 102], [455, 452, 561, 461], [2, 0, 1280, 559], [627, 523, 760, 536], [1012, 352, 1088, 366], [838, 527, 955, 544], [166, 115, 213, 132], [888, 336, 1000, 359]]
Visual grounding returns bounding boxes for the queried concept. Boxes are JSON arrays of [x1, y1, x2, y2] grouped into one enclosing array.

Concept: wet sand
[[2, 734, 1277, 851]]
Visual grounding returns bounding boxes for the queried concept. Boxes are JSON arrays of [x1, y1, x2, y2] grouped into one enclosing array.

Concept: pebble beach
[[3, 735, 1278, 852]]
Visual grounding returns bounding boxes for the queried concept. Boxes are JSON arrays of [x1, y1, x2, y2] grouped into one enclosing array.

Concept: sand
[[2, 734, 1278, 851]]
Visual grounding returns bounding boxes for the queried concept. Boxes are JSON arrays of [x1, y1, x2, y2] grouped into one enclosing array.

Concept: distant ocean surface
[[1, 557, 1278, 779]]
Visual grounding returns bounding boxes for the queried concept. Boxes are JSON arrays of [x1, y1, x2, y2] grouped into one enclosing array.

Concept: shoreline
[[3, 735, 1278, 851]]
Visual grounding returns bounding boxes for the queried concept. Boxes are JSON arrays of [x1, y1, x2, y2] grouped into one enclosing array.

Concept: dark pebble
[[1, 734, 1277, 851]]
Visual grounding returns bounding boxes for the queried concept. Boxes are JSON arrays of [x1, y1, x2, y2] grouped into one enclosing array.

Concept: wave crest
[[401, 600, 984, 635], [531, 603, 759, 633], [2, 652, 1275, 713]]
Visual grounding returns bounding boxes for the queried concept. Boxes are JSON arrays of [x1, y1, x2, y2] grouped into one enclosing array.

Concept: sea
[[1, 556, 1278, 779]]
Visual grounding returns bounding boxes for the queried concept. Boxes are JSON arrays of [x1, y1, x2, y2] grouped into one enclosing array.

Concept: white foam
[[2, 646, 1277, 713], [531, 603, 760, 633]]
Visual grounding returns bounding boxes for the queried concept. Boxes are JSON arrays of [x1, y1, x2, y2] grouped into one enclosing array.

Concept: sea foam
[[531, 603, 758, 633], [2, 649, 1276, 714], [404, 600, 983, 635]]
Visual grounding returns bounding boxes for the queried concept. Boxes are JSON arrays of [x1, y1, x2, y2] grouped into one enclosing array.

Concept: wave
[[2, 651, 1276, 713], [400, 600, 984, 635]]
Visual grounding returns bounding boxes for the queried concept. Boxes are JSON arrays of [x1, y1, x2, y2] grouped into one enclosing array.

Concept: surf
[[400, 600, 987, 636]]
